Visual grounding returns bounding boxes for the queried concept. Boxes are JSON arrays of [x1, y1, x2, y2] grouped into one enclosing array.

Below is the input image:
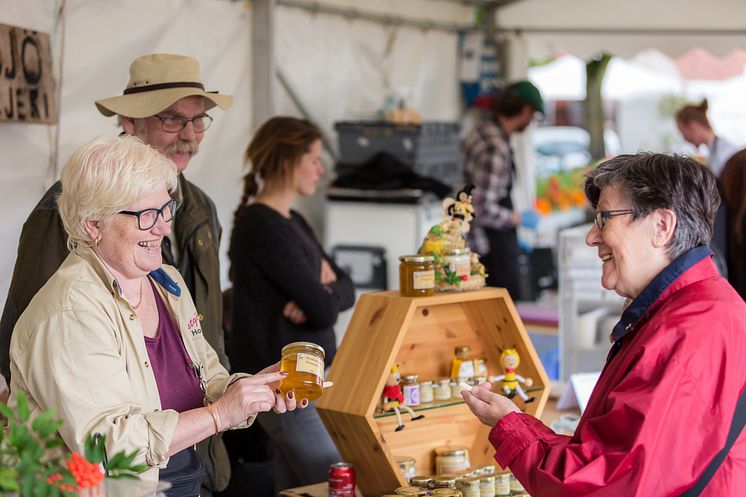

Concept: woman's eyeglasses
[[118, 199, 178, 230], [594, 209, 635, 230]]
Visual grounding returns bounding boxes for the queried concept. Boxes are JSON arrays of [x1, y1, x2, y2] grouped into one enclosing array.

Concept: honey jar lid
[[434, 445, 468, 456], [410, 475, 433, 485], [281, 341, 325, 358], [454, 345, 471, 355], [399, 255, 434, 263], [445, 248, 470, 255], [433, 474, 457, 485], [395, 486, 428, 496], [431, 489, 462, 496]]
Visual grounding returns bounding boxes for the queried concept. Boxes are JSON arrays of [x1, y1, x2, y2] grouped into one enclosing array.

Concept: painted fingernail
[[280, 371, 289, 376], [288, 391, 294, 400], [301, 399, 308, 407]]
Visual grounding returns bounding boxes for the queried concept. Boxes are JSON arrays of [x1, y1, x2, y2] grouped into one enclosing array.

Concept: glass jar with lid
[[433, 475, 457, 488], [410, 475, 433, 489], [402, 374, 421, 406], [449, 379, 462, 399], [473, 357, 488, 377], [509, 473, 525, 492], [457, 476, 480, 497], [395, 456, 417, 483], [395, 486, 428, 496], [434, 446, 470, 475], [450, 346, 475, 380], [430, 489, 462, 496], [434, 378, 452, 401], [479, 474, 496, 497], [419, 380, 434, 403], [443, 248, 471, 278], [278, 341, 325, 400], [495, 473, 511, 496], [399, 255, 435, 297]]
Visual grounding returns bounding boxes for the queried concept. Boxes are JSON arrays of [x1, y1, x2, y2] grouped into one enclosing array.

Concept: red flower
[[67, 451, 105, 489], [460, 274, 469, 281]]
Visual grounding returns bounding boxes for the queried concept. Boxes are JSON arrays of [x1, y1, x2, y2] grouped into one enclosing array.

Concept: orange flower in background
[[570, 190, 588, 207], [535, 198, 552, 215], [68, 452, 104, 489]]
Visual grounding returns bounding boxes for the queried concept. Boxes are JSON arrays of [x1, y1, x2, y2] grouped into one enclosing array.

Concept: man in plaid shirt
[[461, 81, 544, 298]]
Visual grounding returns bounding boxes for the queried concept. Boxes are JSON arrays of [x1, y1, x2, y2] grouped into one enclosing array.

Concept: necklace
[[131, 280, 145, 310]]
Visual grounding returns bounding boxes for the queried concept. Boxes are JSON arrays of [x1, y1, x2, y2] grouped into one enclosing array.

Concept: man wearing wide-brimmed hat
[[0, 53, 234, 494]]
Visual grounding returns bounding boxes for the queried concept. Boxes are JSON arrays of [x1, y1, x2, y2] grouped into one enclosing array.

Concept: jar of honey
[[279, 341, 325, 401], [399, 255, 435, 297], [450, 346, 475, 380]]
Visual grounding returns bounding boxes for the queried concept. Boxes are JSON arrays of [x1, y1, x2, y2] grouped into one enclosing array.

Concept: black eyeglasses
[[154, 114, 213, 133], [119, 199, 177, 230], [594, 209, 635, 230]]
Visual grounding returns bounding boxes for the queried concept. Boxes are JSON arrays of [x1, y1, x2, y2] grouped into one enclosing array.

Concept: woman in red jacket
[[463, 153, 746, 496]]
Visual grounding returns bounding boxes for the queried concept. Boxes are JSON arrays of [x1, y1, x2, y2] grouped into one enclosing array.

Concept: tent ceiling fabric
[[0, 0, 251, 297], [496, 0, 746, 60]]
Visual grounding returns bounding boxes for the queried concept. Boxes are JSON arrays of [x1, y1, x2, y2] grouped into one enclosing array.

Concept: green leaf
[[0, 402, 15, 423], [17, 391, 30, 422], [84, 433, 106, 465], [46, 438, 66, 449]]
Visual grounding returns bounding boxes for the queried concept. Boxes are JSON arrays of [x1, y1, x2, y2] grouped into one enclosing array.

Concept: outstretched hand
[[461, 382, 520, 427]]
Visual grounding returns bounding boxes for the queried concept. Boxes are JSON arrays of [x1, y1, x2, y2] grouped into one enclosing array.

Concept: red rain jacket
[[490, 255, 746, 496]]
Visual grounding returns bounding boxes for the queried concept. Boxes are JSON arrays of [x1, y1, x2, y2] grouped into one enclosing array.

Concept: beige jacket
[[9, 247, 250, 488]]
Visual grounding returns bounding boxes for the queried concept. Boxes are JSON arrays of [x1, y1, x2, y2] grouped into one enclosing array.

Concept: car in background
[[534, 126, 621, 176]]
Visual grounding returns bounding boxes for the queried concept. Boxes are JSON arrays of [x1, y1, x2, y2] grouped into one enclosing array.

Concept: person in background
[[461, 81, 542, 299], [675, 99, 737, 277], [676, 99, 739, 178], [0, 53, 233, 495], [9, 135, 307, 497], [229, 116, 355, 492], [463, 153, 746, 496], [719, 150, 746, 299]]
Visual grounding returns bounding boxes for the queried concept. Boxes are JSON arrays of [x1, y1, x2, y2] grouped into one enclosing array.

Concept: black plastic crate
[[335, 121, 461, 167]]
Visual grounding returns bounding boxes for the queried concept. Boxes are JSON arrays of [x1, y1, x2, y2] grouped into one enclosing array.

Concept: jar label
[[412, 270, 435, 290], [457, 360, 475, 379], [295, 352, 324, 378], [403, 384, 420, 405]]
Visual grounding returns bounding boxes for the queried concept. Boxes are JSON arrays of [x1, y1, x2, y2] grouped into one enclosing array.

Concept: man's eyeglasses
[[594, 209, 635, 230], [154, 114, 213, 133], [119, 199, 177, 230]]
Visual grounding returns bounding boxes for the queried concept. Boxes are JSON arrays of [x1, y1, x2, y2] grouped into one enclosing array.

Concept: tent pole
[[252, 0, 276, 130]]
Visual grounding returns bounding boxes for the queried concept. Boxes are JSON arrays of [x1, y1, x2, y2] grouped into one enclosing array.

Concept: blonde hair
[[58, 134, 178, 251]]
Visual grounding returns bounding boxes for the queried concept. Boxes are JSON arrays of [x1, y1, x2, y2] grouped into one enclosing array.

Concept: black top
[[228, 203, 355, 373]]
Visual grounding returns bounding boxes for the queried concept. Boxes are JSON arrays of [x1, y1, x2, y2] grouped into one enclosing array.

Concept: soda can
[[329, 462, 355, 497]]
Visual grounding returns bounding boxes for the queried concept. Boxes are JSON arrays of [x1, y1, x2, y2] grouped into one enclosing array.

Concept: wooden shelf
[[317, 288, 550, 497], [372, 386, 546, 419]]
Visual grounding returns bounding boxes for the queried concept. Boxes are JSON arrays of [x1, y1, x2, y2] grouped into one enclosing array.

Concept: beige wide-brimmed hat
[[95, 53, 233, 118]]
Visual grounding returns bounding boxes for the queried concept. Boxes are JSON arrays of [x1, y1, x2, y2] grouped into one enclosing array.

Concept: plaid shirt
[[461, 114, 515, 254]]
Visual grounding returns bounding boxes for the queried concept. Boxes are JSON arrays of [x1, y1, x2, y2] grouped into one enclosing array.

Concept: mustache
[[163, 140, 199, 156]]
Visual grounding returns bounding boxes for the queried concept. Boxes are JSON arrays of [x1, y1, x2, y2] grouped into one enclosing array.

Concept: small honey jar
[[278, 341, 325, 400], [399, 255, 435, 297]]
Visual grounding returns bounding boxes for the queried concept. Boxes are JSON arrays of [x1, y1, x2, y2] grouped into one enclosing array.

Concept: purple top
[[144, 279, 204, 412]]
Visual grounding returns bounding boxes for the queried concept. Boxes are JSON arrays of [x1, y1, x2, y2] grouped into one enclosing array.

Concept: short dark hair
[[584, 153, 720, 259]]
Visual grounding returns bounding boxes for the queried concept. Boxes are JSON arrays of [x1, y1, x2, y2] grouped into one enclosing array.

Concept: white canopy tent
[[2, 0, 746, 302]]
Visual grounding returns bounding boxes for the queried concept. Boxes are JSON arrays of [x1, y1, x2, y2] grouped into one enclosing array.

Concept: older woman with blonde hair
[[9, 135, 303, 497]]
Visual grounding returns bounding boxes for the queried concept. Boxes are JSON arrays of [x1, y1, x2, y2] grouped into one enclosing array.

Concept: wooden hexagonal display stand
[[317, 288, 550, 497]]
